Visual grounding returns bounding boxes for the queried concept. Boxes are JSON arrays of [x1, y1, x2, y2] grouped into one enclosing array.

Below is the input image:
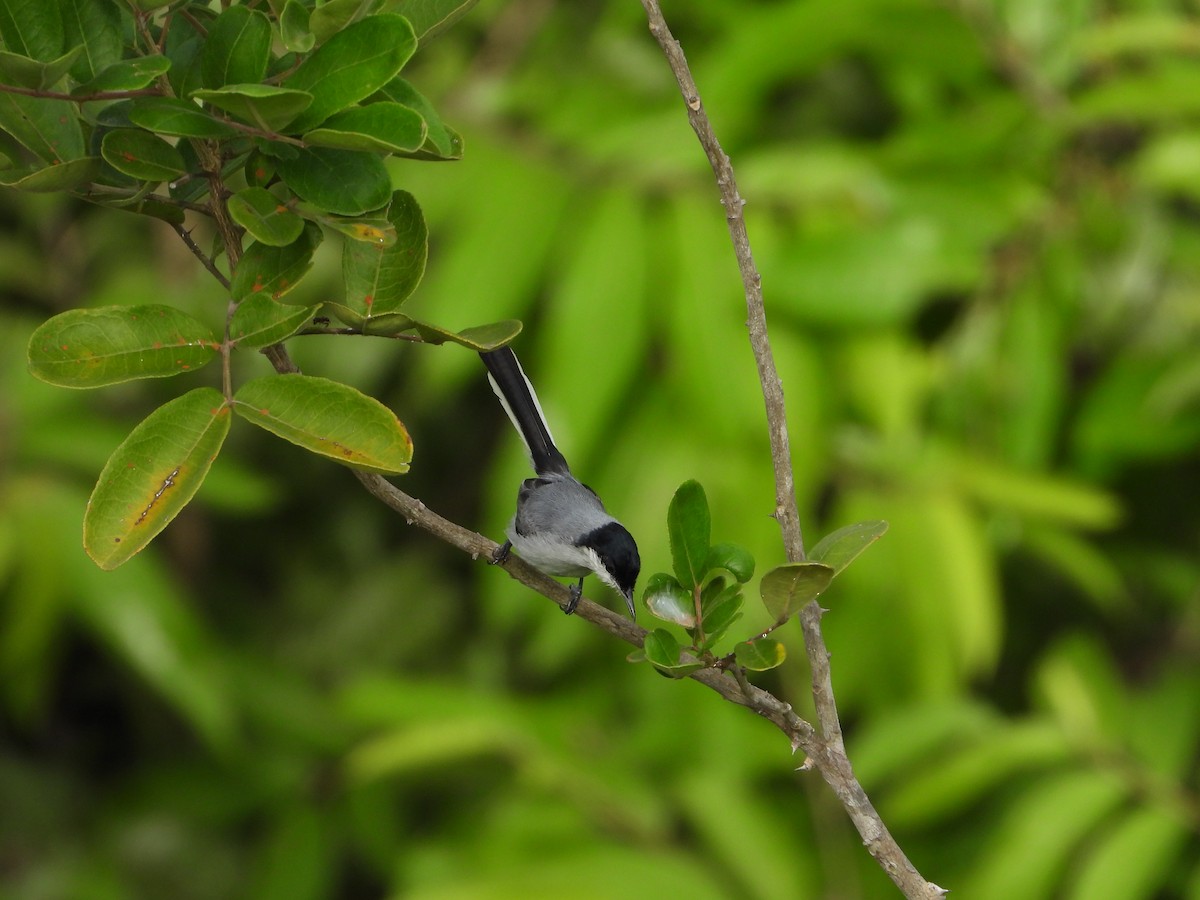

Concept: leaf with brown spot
[[27, 304, 218, 388], [231, 375, 412, 474], [84, 388, 231, 569]]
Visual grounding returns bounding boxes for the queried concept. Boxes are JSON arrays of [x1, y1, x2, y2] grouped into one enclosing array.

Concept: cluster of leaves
[[636, 480, 887, 677], [1, 0, 509, 570]]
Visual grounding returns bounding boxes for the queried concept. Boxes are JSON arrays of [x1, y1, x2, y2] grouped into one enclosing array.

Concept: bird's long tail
[[479, 347, 571, 477]]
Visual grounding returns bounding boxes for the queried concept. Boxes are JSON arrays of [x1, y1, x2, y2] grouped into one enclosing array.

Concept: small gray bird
[[480, 346, 639, 617]]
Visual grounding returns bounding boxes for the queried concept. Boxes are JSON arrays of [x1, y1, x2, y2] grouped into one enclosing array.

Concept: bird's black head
[[578, 520, 640, 601]]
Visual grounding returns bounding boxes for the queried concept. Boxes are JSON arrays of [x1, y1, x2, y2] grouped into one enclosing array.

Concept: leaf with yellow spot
[[84, 388, 231, 569], [340, 189, 427, 318], [232, 375, 412, 474]]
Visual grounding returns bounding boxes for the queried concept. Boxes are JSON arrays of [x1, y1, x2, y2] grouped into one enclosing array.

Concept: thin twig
[[172, 222, 230, 290], [0, 83, 162, 103], [637, 2, 945, 897], [637, 2, 803, 561]]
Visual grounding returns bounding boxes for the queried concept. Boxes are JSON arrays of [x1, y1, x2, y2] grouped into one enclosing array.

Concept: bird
[[480, 346, 640, 618]]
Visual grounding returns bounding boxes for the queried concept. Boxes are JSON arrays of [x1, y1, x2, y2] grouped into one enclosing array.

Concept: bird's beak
[[623, 590, 636, 620]]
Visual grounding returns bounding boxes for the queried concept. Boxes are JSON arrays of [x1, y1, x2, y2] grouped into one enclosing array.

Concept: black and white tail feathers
[[479, 347, 571, 477]]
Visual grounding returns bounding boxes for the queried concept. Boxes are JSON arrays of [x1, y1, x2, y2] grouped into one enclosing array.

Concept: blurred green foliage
[[4, 0, 1200, 897]]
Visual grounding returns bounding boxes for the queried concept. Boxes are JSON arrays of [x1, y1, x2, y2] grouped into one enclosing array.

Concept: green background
[[4, 0, 1200, 897]]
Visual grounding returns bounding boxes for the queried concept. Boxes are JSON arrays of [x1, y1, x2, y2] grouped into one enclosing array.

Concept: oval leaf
[[371, 77, 461, 159], [735, 639, 787, 672], [808, 520, 889, 575], [643, 629, 706, 677], [0, 157, 99, 192], [193, 84, 313, 132], [200, 5, 271, 89], [317, 214, 396, 246], [84, 388, 231, 570], [642, 572, 695, 627], [283, 14, 417, 133], [101, 128, 186, 182], [231, 225, 323, 302], [0, 46, 84, 90], [705, 541, 755, 584], [279, 0, 315, 53], [304, 102, 425, 153], [669, 480, 711, 590], [276, 146, 391, 216], [28, 305, 218, 388], [228, 187, 305, 246], [232, 375, 412, 474], [341, 189, 427, 316], [127, 97, 238, 138], [0, 94, 84, 163], [72, 55, 170, 95], [229, 294, 321, 350], [759, 562, 836, 623], [699, 583, 744, 647]]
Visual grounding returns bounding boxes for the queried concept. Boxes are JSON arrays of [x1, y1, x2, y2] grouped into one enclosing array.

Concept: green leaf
[[808, 520, 888, 575], [228, 187, 305, 247], [60, 0, 125, 83], [395, 0, 481, 41], [336, 312, 522, 350], [27, 305, 218, 388], [231, 225, 323, 303], [245, 148, 277, 187], [0, 93, 85, 163], [699, 582, 743, 647], [304, 102, 426, 153], [642, 572, 695, 627], [735, 639, 786, 671], [0, 1, 65, 62], [279, 0, 315, 53], [230, 295, 321, 350], [232, 375, 413, 474], [126, 97, 239, 138], [276, 146, 391, 216], [283, 14, 417, 133], [72, 55, 170, 95], [100, 128, 186, 182], [201, 5, 271, 89], [0, 157, 99, 192], [372, 77, 462, 159], [704, 541, 755, 583], [314, 213, 396, 245], [192, 84, 313, 132], [668, 480, 710, 591], [759, 561, 835, 623], [309, 0, 377, 44], [643, 631, 706, 677], [84, 388, 232, 569], [341, 189, 427, 317], [0, 46, 83, 89], [643, 628, 682, 668]]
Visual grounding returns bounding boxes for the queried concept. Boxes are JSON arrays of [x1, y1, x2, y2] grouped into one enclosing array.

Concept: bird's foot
[[490, 540, 512, 565], [564, 579, 583, 615]]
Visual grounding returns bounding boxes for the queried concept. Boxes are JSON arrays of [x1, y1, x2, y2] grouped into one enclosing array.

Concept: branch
[[350, 469, 819, 743], [172, 222, 230, 290], [0, 82, 162, 103], [637, 2, 946, 897]]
